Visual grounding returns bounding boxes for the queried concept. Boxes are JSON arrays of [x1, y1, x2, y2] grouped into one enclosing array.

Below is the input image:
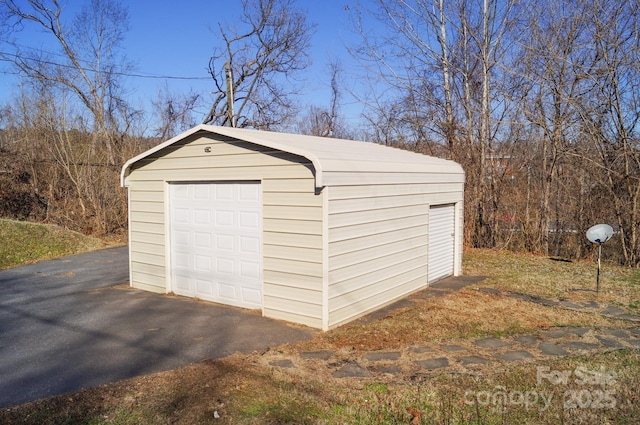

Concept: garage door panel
[[215, 256, 235, 275], [240, 236, 259, 254], [239, 183, 260, 201], [174, 273, 193, 294], [216, 234, 234, 251], [193, 184, 211, 199], [242, 287, 262, 305], [218, 282, 237, 300], [239, 211, 260, 228], [172, 208, 190, 223], [215, 184, 234, 200], [215, 210, 234, 227], [194, 232, 212, 248], [194, 209, 211, 225], [173, 252, 190, 269], [172, 184, 189, 199], [173, 229, 190, 245], [240, 261, 260, 279], [194, 254, 212, 271], [170, 182, 262, 309], [196, 279, 214, 296]]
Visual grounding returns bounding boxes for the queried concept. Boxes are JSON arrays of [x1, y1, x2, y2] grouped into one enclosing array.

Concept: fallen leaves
[[407, 407, 422, 424]]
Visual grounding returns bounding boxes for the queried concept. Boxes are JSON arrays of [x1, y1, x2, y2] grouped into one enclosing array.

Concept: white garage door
[[169, 182, 262, 309], [428, 204, 456, 283]]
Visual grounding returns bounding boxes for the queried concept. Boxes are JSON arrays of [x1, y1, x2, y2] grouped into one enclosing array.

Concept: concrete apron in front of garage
[[0, 246, 314, 409]]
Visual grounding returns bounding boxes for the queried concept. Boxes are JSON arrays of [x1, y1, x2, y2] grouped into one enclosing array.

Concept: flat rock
[[458, 355, 490, 365], [509, 293, 532, 302], [605, 329, 629, 339], [543, 329, 572, 339], [473, 338, 511, 349], [567, 327, 590, 337], [410, 346, 436, 354], [441, 344, 466, 352], [622, 338, 640, 348], [300, 350, 334, 360], [560, 300, 582, 309], [269, 359, 294, 368], [627, 328, 640, 338], [561, 342, 601, 351], [494, 350, 534, 362], [602, 306, 627, 316], [539, 341, 569, 356], [595, 336, 625, 349], [582, 301, 600, 309], [477, 287, 502, 296], [416, 357, 449, 370], [533, 297, 559, 307], [365, 351, 402, 362], [614, 314, 640, 322], [514, 335, 538, 345], [332, 363, 373, 378], [511, 293, 558, 307]]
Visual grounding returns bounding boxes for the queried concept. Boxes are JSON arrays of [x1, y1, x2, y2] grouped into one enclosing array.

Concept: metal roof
[[121, 124, 464, 188]]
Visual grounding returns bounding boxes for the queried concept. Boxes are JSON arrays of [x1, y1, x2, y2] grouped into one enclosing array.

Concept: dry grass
[[298, 289, 628, 352], [1, 248, 639, 424], [463, 248, 640, 306]]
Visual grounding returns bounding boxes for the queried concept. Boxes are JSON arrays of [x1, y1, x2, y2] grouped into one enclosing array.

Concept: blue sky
[[1, 0, 363, 127]]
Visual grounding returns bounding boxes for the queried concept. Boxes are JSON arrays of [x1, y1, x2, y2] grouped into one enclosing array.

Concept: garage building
[[121, 125, 465, 330]]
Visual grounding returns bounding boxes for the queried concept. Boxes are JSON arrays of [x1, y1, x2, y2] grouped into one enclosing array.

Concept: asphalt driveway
[[0, 246, 315, 408]]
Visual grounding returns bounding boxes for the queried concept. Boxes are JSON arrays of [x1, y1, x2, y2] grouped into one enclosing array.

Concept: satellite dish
[[586, 224, 614, 244], [585, 223, 613, 293]]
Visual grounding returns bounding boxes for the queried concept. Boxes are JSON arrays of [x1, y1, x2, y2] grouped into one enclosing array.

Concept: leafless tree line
[[1, 0, 639, 266], [351, 0, 640, 266]]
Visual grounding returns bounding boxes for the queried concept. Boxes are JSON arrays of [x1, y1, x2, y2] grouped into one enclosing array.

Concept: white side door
[[428, 204, 455, 283]]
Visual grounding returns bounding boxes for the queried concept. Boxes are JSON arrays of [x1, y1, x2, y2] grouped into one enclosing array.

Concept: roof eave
[[120, 125, 325, 188], [120, 124, 209, 187]]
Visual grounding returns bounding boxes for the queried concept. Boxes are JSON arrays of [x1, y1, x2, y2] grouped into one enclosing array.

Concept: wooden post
[[225, 62, 235, 127]]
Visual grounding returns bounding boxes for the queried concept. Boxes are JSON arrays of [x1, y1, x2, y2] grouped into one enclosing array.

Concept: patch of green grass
[[363, 382, 390, 395], [231, 370, 330, 424], [0, 219, 108, 270]]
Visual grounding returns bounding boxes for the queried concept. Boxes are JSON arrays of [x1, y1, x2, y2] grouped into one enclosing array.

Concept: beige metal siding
[[326, 183, 464, 329], [126, 133, 323, 328], [123, 127, 466, 330]]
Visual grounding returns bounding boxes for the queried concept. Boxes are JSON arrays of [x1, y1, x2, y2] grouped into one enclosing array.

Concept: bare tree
[[576, 0, 640, 266], [0, 0, 136, 235], [152, 85, 199, 140], [351, 0, 518, 248], [350, 0, 457, 154], [203, 0, 314, 130], [516, 0, 597, 255], [0, 0, 135, 165], [296, 62, 353, 139]]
